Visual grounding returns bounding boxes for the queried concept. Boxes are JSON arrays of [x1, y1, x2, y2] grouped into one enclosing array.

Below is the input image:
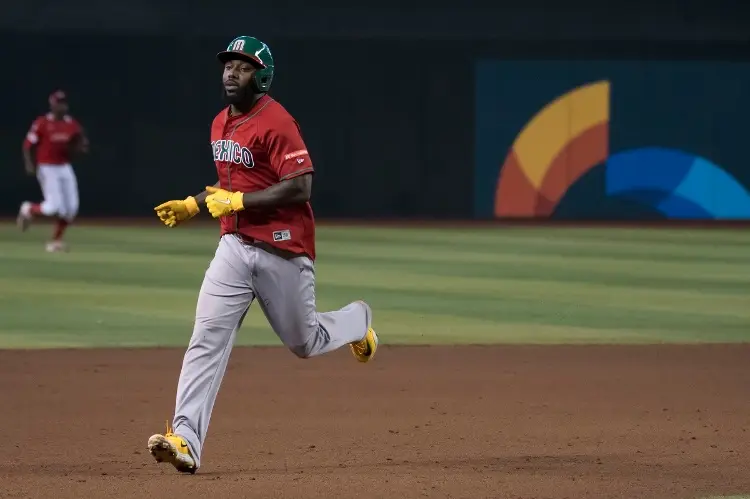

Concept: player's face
[[223, 59, 256, 104], [51, 100, 69, 116]]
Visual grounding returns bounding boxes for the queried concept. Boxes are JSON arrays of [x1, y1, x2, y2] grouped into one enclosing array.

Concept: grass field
[[1, 222, 748, 349]]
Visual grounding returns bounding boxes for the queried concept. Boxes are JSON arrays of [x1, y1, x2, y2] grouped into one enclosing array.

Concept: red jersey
[[211, 95, 316, 260], [23, 113, 83, 166]]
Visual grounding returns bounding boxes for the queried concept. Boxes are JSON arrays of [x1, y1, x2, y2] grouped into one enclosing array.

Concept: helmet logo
[[230, 39, 245, 51], [255, 43, 270, 64]]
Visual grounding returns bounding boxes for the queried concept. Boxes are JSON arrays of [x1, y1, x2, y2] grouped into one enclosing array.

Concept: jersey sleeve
[[71, 119, 83, 136], [265, 117, 314, 181], [23, 117, 43, 149]]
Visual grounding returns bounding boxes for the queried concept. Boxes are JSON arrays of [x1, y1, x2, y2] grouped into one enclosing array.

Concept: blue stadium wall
[[475, 61, 750, 220]]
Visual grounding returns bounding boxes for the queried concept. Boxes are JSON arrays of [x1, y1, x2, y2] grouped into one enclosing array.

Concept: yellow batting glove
[[205, 186, 244, 218], [154, 196, 200, 227]]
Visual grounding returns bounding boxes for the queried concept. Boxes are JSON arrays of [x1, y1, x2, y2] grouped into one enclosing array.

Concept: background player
[[17, 90, 89, 252], [146, 35, 379, 474]]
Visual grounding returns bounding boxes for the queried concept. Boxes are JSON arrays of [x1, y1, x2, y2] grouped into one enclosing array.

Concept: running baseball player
[[17, 90, 89, 252], [147, 35, 379, 474]]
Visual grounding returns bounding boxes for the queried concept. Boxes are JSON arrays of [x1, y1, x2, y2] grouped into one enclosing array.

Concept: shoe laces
[[164, 419, 175, 437], [352, 337, 370, 355]]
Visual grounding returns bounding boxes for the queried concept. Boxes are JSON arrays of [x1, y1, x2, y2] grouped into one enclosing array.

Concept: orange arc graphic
[[494, 81, 610, 217]]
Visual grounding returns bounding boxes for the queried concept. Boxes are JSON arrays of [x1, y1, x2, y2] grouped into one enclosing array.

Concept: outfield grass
[[0, 222, 748, 348]]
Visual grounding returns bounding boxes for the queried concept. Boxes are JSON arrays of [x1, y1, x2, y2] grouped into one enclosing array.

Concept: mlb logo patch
[[273, 229, 291, 242]]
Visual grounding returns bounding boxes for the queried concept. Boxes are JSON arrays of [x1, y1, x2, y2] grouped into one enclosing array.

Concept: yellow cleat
[[350, 327, 378, 363], [147, 420, 197, 474]]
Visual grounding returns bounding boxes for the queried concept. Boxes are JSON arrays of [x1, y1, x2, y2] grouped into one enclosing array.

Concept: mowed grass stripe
[[317, 225, 750, 250], [0, 223, 748, 348], [318, 265, 749, 316], [4, 255, 747, 318], [6, 236, 747, 280], [4, 233, 747, 295], [323, 250, 750, 290], [3, 243, 748, 294], [5, 273, 747, 338], [322, 244, 750, 270], [321, 283, 748, 338], [318, 231, 750, 265], [11, 223, 750, 253]]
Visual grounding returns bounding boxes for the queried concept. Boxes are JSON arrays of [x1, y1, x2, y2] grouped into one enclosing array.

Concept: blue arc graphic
[[605, 147, 750, 219]]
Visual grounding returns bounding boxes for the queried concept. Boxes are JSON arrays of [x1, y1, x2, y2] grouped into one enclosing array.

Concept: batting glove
[[154, 196, 200, 227], [205, 186, 244, 218]]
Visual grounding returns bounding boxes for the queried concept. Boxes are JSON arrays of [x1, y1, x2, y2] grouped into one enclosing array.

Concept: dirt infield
[[0, 345, 748, 499]]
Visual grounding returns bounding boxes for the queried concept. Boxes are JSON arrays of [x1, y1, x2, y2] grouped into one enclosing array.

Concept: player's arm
[[70, 127, 90, 155], [22, 119, 40, 175], [205, 173, 310, 217], [22, 146, 35, 175], [240, 119, 314, 207], [241, 174, 311, 208]]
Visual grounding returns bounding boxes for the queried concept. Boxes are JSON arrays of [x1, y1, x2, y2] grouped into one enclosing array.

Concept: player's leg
[[17, 165, 63, 232], [251, 245, 377, 360], [148, 234, 255, 472], [48, 164, 80, 251], [36, 165, 64, 217]]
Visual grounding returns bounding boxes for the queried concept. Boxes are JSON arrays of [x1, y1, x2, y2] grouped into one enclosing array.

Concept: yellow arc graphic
[[513, 81, 610, 189]]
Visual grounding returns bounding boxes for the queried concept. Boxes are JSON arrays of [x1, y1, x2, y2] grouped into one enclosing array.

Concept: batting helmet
[[217, 36, 275, 93]]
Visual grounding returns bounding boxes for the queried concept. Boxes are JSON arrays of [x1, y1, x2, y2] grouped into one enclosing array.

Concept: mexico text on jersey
[[23, 113, 83, 166], [210, 95, 317, 259], [211, 139, 255, 168]]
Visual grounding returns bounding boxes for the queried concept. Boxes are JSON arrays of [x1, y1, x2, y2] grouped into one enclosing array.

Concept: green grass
[[0, 222, 748, 348]]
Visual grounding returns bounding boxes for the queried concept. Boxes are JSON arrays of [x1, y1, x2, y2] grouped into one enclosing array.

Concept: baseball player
[[17, 90, 89, 252], [146, 35, 379, 474]]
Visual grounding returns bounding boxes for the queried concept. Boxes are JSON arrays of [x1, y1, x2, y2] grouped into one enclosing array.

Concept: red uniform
[[23, 113, 83, 165], [211, 95, 316, 259]]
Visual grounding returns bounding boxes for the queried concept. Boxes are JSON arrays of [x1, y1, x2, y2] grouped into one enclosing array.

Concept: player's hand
[[24, 161, 36, 176], [205, 186, 244, 218], [154, 196, 200, 227]]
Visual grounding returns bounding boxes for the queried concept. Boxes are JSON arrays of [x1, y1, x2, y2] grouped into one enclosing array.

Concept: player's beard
[[222, 84, 255, 107]]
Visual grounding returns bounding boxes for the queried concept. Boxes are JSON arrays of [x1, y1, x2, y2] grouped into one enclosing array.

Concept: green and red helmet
[[217, 36, 275, 93]]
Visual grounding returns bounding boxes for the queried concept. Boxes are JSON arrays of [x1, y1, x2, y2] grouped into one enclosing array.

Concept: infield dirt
[[0, 344, 748, 499]]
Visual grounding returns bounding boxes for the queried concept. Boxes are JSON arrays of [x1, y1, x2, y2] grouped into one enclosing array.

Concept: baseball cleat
[[349, 300, 378, 363], [350, 327, 378, 363], [45, 241, 68, 253], [147, 421, 197, 474], [17, 202, 31, 232]]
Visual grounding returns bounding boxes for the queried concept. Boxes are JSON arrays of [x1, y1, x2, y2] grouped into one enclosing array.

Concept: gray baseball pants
[[171, 234, 370, 467]]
